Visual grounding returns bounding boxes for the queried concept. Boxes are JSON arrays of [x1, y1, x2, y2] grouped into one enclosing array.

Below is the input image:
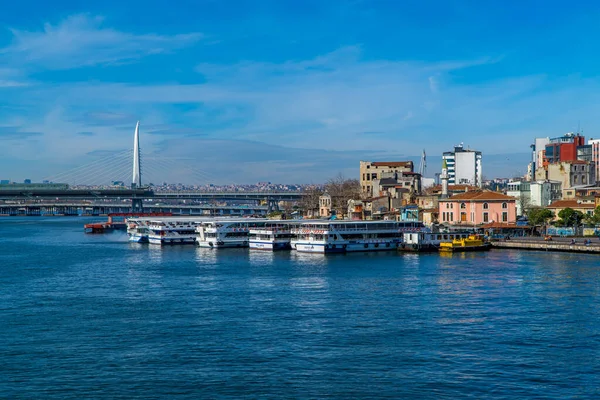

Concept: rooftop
[[547, 199, 595, 209], [444, 190, 517, 201], [371, 161, 413, 167]]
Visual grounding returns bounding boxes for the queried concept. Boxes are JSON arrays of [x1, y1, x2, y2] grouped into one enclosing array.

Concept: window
[[371, 173, 377, 180], [483, 203, 489, 210], [450, 213, 454, 222], [362, 173, 365, 180], [483, 212, 489, 222], [502, 202, 507, 209], [446, 203, 450, 209], [461, 212, 467, 222], [460, 203, 466, 209], [502, 212, 508, 222], [367, 174, 370, 181]]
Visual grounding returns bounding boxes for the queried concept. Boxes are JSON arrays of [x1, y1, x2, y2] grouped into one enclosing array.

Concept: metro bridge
[[4, 122, 305, 212]]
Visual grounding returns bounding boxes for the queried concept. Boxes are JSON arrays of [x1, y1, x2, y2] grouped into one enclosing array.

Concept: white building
[[588, 138, 600, 182], [506, 180, 562, 216], [529, 137, 550, 181], [442, 143, 482, 188]]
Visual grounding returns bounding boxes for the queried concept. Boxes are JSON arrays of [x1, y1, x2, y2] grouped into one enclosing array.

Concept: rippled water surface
[[1, 217, 600, 399]]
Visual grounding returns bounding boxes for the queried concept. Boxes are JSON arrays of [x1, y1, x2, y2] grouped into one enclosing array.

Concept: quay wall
[[492, 241, 600, 254]]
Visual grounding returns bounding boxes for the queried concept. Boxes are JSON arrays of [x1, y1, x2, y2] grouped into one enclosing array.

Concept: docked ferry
[[399, 231, 473, 252], [127, 219, 150, 243], [249, 221, 295, 251], [291, 220, 425, 253], [147, 219, 200, 245], [196, 218, 269, 248]]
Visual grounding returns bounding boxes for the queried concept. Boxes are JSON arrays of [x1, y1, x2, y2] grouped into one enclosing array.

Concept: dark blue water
[[1, 218, 600, 399]]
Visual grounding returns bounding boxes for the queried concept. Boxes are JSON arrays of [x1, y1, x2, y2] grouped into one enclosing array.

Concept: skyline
[[1, 1, 599, 183]]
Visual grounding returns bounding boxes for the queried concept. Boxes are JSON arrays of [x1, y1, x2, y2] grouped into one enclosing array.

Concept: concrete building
[[438, 190, 517, 226], [442, 144, 482, 187], [535, 160, 595, 190], [359, 161, 413, 197], [319, 193, 332, 218], [506, 180, 562, 216]]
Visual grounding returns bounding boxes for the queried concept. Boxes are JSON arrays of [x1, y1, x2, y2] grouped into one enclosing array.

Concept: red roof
[[443, 190, 517, 201], [371, 161, 413, 168], [547, 199, 595, 209]]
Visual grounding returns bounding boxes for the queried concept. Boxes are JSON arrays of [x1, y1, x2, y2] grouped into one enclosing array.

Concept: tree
[[324, 174, 361, 216], [299, 184, 323, 216], [583, 206, 600, 225], [556, 208, 584, 227], [527, 208, 554, 226], [517, 192, 531, 216]]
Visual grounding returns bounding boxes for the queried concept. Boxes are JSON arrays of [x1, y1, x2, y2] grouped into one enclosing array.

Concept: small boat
[[439, 234, 491, 253]]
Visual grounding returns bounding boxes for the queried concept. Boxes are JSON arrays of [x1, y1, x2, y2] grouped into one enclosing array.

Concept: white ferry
[[127, 219, 150, 243], [291, 220, 425, 253], [196, 218, 269, 248], [147, 219, 200, 245], [399, 231, 472, 252], [249, 221, 296, 251]]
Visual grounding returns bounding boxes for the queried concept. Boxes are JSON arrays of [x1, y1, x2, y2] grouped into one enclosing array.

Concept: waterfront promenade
[[492, 236, 600, 253]]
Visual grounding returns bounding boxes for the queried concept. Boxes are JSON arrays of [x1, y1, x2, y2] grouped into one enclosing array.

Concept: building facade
[[442, 144, 482, 187], [359, 161, 414, 197], [506, 180, 562, 216], [438, 191, 517, 226], [535, 161, 596, 190]]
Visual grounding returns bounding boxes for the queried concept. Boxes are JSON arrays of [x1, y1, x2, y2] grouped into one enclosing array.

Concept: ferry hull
[[249, 241, 291, 251], [129, 234, 148, 243], [293, 240, 400, 253], [197, 240, 249, 248], [149, 237, 197, 245], [398, 243, 439, 252]]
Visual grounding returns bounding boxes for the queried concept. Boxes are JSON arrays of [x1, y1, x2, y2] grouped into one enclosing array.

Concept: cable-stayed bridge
[[3, 122, 303, 213]]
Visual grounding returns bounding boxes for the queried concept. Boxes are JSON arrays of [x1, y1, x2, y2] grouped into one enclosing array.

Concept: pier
[[492, 237, 600, 253]]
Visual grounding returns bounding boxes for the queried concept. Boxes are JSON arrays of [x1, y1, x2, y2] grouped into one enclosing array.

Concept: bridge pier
[[131, 198, 143, 213]]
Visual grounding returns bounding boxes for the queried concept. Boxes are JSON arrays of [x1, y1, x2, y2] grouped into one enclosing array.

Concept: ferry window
[[502, 202, 507, 209], [460, 203, 466, 209], [483, 212, 489, 222], [483, 203, 489, 210], [502, 212, 508, 222]]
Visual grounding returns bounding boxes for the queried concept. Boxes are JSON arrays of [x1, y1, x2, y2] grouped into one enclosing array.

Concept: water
[[1, 217, 600, 399]]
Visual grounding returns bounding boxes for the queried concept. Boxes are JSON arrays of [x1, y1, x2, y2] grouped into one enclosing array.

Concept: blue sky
[[1, 0, 600, 184]]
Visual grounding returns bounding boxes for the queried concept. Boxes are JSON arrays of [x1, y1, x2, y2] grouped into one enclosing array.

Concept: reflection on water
[[4, 218, 600, 399]]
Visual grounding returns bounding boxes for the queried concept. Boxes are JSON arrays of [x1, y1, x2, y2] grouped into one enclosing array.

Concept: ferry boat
[[399, 231, 472, 252], [439, 234, 491, 253], [196, 218, 269, 248], [249, 221, 295, 251], [127, 219, 150, 243], [291, 220, 425, 253], [147, 219, 199, 245]]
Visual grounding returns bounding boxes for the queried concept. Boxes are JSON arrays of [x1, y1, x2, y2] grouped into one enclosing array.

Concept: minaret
[[441, 158, 449, 199], [132, 121, 141, 188]]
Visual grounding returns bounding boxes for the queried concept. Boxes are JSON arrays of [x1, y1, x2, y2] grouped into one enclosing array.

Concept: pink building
[[439, 191, 517, 226]]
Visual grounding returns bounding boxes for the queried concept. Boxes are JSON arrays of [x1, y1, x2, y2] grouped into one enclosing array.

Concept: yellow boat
[[439, 234, 491, 253]]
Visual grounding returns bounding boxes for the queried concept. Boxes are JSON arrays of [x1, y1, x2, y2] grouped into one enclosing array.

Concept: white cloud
[[1, 14, 203, 69]]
